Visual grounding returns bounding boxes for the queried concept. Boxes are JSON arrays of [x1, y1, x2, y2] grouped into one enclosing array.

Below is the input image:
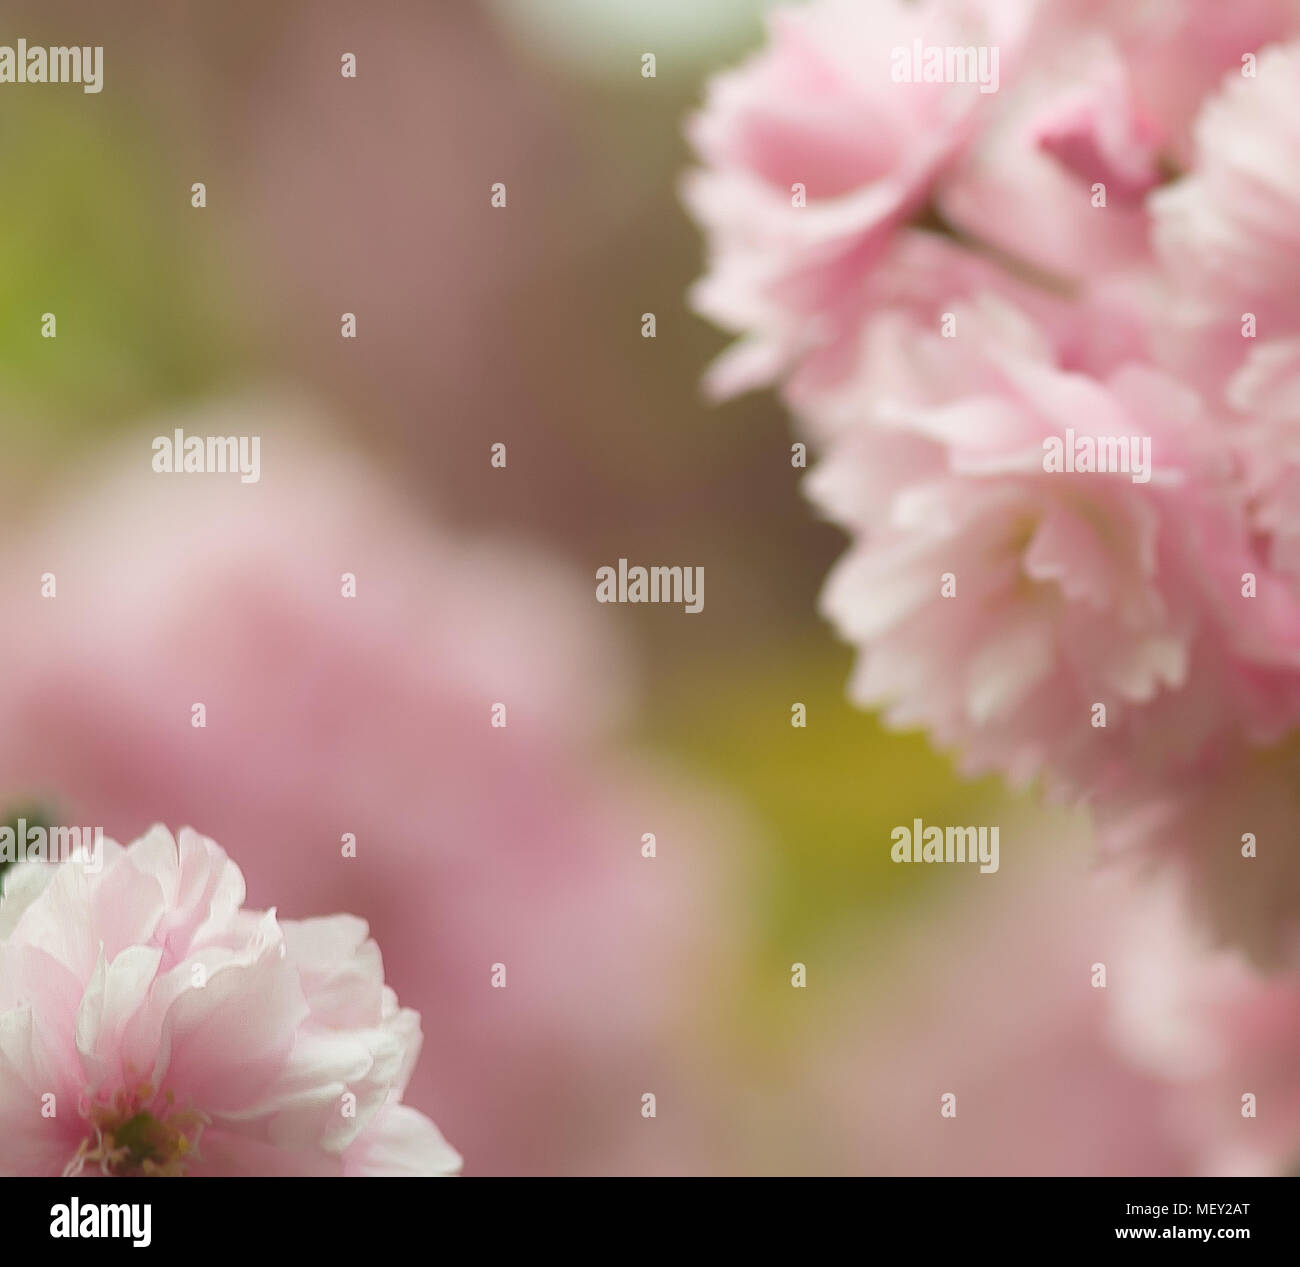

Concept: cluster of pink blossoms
[[686, 0, 1300, 963]]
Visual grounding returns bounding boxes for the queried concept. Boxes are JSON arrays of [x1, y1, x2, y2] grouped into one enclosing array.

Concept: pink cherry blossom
[[1152, 42, 1300, 342], [932, 32, 1152, 287], [682, 0, 1029, 399], [0, 825, 460, 1177], [1029, 52, 1163, 205], [1078, 341, 1300, 961], [935, 0, 1300, 283], [685, 0, 1300, 409], [805, 294, 1300, 792], [684, 0, 1282, 402], [1229, 337, 1300, 576], [1084, 0, 1300, 162]]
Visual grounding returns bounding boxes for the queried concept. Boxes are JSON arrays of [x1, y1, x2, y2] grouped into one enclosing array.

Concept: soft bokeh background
[[0, 0, 1216, 1174]]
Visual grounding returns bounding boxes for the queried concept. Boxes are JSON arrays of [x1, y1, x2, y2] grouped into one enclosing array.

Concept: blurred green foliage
[[0, 101, 242, 458], [651, 640, 1009, 992], [0, 802, 56, 891]]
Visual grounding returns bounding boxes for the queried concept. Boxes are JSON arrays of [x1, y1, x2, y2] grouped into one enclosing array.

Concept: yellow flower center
[[65, 1084, 207, 1177]]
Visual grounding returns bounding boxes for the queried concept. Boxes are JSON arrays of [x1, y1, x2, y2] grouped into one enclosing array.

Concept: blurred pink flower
[[0, 400, 741, 1175], [776, 814, 1300, 1176], [1029, 49, 1162, 203], [1091, 737, 1300, 965], [811, 838, 1201, 1175], [1109, 873, 1300, 1173], [0, 825, 459, 1177], [1083, 0, 1300, 161]]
